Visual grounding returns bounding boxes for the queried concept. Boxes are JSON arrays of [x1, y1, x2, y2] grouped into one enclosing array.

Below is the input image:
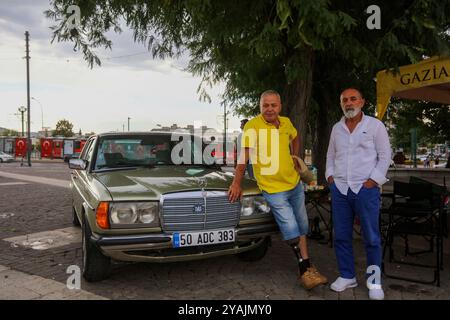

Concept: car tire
[[72, 206, 81, 227], [82, 215, 111, 282], [237, 236, 271, 262], [0, 159, 3, 163]]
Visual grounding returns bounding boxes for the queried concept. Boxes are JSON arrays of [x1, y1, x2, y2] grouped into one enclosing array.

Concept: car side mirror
[[69, 158, 87, 170]]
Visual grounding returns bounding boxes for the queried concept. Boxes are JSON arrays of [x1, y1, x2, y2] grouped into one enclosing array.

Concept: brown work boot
[[299, 266, 328, 290]]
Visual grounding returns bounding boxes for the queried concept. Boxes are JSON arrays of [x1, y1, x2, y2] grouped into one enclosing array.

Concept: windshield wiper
[[183, 163, 223, 170], [94, 166, 139, 173], [95, 162, 156, 171]]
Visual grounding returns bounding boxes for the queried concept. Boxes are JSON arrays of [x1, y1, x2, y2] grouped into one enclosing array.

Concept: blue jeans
[[330, 183, 381, 280], [262, 182, 309, 241]]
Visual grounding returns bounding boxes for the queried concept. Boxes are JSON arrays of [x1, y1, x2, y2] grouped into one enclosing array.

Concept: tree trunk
[[312, 90, 334, 184], [281, 48, 314, 159]]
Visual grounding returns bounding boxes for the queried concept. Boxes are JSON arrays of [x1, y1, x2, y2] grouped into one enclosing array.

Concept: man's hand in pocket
[[363, 179, 377, 189]]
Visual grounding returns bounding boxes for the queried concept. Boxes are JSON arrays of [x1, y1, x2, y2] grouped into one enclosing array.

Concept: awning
[[376, 56, 450, 120]]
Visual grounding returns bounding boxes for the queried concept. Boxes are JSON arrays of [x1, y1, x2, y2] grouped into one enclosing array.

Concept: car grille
[[161, 191, 241, 232]]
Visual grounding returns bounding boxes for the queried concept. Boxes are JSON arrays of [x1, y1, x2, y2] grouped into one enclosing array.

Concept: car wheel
[[72, 206, 81, 227], [237, 236, 271, 262], [82, 215, 111, 282], [0, 158, 3, 163]]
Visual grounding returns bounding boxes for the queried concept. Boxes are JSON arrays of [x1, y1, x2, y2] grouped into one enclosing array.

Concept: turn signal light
[[96, 202, 110, 229]]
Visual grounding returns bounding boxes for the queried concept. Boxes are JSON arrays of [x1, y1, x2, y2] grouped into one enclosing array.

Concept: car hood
[[93, 166, 260, 201]]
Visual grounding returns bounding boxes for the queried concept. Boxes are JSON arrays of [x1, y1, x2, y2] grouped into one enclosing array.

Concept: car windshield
[[93, 134, 217, 171]]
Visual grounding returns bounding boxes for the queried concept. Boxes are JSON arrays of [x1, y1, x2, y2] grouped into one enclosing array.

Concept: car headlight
[[254, 197, 271, 214], [240, 196, 271, 218], [241, 197, 255, 216], [138, 203, 158, 224], [110, 202, 159, 227]]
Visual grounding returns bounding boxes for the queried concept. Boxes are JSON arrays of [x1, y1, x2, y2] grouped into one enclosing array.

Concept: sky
[[0, 0, 243, 134]]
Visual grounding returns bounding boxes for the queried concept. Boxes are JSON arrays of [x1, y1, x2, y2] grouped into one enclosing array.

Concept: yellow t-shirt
[[241, 114, 300, 193]]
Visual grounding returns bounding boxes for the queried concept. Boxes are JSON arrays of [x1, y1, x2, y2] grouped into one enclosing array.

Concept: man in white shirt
[[325, 88, 391, 300]]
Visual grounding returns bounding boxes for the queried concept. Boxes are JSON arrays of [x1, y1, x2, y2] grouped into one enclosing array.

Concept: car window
[[93, 135, 209, 170], [80, 139, 94, 161], [95, 137, 170, 169], [83, 138, 96, 162], [79, 139, 92, 160]]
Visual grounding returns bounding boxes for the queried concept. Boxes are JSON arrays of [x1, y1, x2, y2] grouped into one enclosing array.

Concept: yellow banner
[[376, 56, 450, 119]]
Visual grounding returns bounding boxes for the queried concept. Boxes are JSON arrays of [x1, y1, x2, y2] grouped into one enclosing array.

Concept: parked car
[[0, 151, 14, 163], [69, 132, 278, 282]]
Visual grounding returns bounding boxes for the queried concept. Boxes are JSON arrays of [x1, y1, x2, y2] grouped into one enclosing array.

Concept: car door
[[78, 138, 97, 205], [71, 138, 95, 216]]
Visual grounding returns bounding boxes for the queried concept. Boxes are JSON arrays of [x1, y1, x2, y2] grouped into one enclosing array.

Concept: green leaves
[[277, 0, 292, 31], [389, 100, 450, 149], [276, 1, 358, 50], [53, 119, 74, 137], [248, 23, 284, 59], [44, 0, 450, 149]]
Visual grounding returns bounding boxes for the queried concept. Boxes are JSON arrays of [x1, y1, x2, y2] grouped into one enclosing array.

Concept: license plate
[[172, 229, 235, 248]]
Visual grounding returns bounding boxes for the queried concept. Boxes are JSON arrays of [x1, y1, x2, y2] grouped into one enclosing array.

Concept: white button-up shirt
[[325, 113, 391, 195]]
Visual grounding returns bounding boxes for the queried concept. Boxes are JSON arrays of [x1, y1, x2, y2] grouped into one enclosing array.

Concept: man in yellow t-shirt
[[228, 90, 327, 290]]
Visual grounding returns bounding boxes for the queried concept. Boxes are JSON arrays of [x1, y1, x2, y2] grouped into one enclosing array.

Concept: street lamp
[[18, 106, 26, 137], [128, 117, 131, 131], [31, 97, 44, 132]]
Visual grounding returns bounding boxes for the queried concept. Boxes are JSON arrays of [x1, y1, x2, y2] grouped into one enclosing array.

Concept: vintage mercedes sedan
[[69, 132, 278, 281]]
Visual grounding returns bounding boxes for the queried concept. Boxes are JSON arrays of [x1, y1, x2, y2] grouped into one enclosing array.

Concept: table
[[305, 186, 333, 247]]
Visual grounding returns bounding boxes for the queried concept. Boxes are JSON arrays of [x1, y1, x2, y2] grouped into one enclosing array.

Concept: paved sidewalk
[[1, 163, 449, 300], [0, 171, 69, 188], [8, 158, 65, 164], [0, 265, 107, 300]]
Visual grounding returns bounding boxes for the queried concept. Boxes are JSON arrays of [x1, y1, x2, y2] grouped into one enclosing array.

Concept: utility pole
[[410, 128, 417, 168], [223, 104, 228, 164], [25, 31, 31, 166], [128, 117, 131, 131], [18, 106, 26, 136]]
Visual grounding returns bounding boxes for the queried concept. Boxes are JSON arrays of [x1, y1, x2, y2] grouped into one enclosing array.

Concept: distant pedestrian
[[424, 156, 430, 168]]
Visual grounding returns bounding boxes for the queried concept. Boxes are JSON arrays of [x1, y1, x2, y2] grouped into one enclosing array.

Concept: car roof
[[94, 131, 195, 139]]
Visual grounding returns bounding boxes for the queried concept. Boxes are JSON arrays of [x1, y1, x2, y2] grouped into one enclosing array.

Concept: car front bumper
[[90, 222, 279, 262]]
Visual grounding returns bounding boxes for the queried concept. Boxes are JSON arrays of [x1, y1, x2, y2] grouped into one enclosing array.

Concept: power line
[[104, 51, 150, 60], [0, 51, 151, 62]]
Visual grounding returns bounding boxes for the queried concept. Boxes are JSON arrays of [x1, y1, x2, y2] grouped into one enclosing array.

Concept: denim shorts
[[262, 182, 309, 241]]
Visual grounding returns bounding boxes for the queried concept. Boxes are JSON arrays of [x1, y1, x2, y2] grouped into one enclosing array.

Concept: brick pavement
[[0, 163, 449, 300]]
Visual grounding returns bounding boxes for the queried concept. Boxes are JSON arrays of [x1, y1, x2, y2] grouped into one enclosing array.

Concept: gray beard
[[344, 107, 361, 119]]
